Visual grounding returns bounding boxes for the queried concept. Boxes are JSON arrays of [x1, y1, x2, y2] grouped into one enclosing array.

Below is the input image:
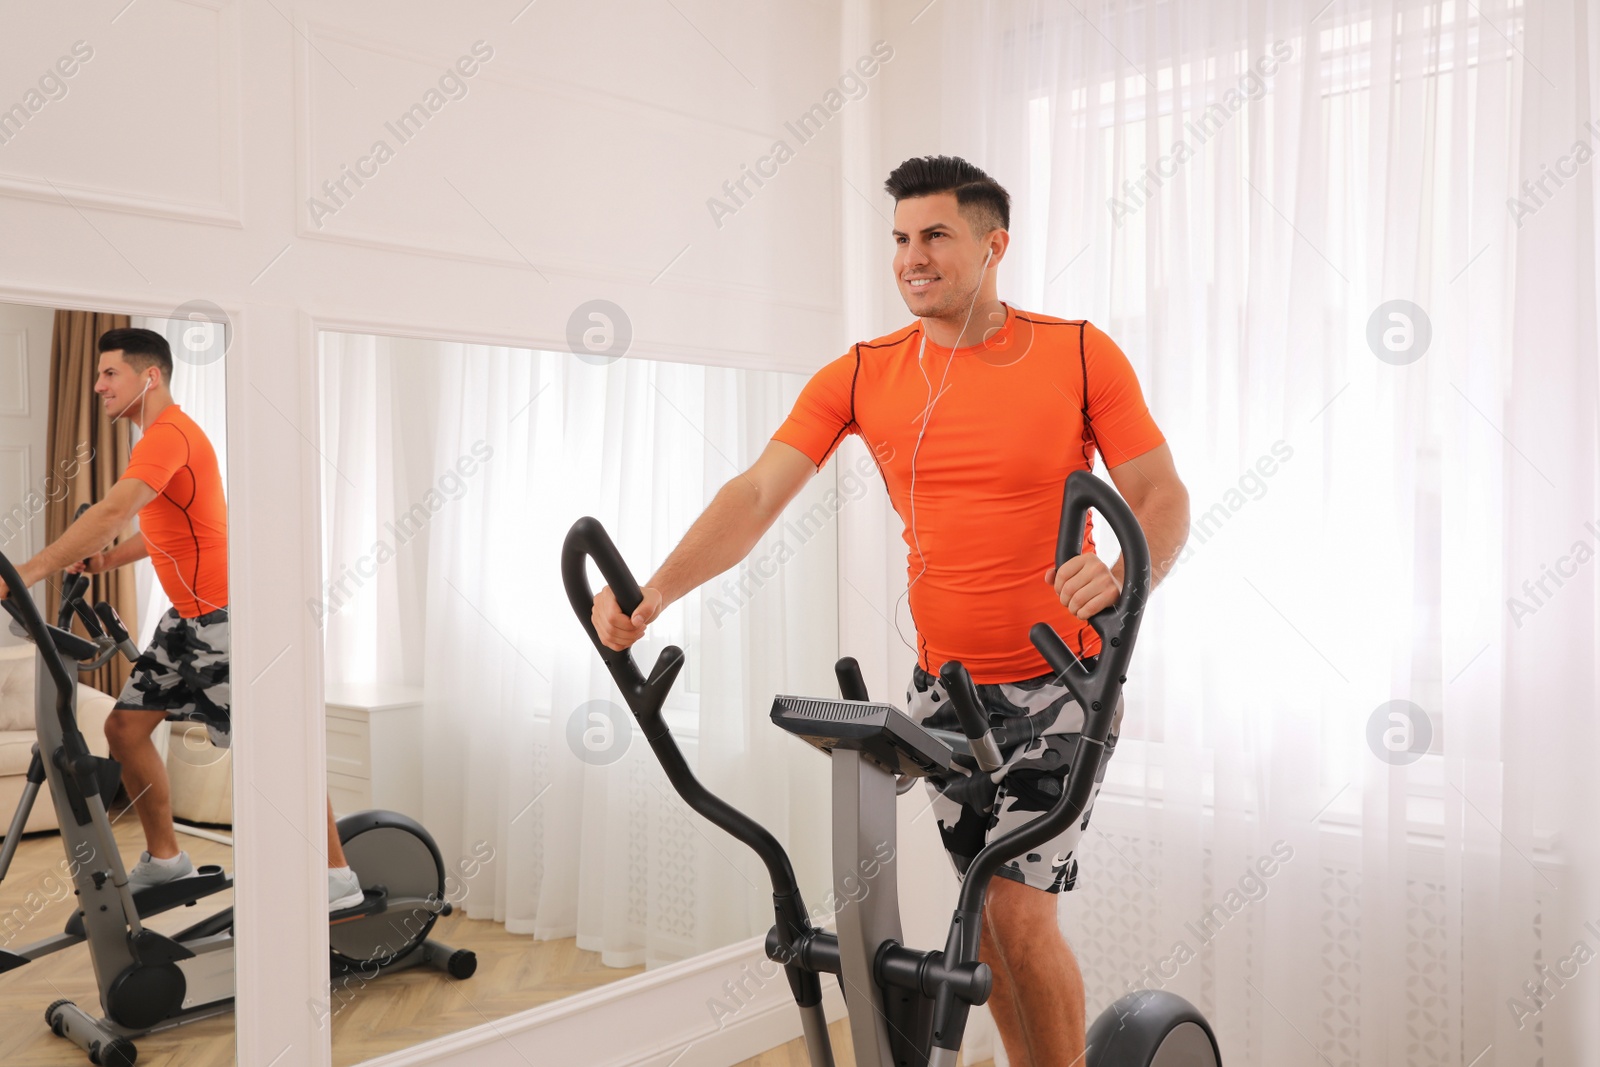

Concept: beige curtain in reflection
[[45, 310, 137, 699]]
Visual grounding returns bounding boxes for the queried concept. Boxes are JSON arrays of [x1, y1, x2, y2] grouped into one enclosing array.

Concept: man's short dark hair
[[884, 155, 1011, 236], [98, 327, 173, 384]]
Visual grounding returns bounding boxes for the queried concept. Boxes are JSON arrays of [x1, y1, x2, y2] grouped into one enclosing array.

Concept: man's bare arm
[[1105, 443, 1189, 590], [646, 444, 818, 604], [20, 479, 155, 584], [91, 531, 150, 571], [1050, 444, 1190, 619], [593, 441, 818, 650]]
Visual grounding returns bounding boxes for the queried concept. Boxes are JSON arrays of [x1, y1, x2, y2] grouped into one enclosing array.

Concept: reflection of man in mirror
[[592, 157, 1190, 1065], [0, 327, 363, 910]]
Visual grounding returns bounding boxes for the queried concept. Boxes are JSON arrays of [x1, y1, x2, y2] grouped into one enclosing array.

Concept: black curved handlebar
[[560, 516, 678, 720], [561, 517, 795, 891], [938, 660, 1002, 773], [927, 470, 1152, 1053], [0, 548, 95, 774], [95, 601, 142, 663], [1046, 467, 1150, 715], [58, 572, 88, 630], [561, 517, 825, 1012], [952, 470, 1147, 911], [57, 503, 94, 632], [0, 551, 75, 700]]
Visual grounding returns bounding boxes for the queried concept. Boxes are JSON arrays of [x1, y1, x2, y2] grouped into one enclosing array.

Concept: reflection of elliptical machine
[[564, 471, 1222, 1067], [0, 540, 475, 1067]]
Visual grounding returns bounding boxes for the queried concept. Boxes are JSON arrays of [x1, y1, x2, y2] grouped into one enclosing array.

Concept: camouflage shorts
[[907, 663, 1123, 894], [114, 607, 231, 749]]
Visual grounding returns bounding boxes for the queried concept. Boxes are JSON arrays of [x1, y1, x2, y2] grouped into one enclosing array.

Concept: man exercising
[[593, 156, 1190, 1065], [0, 327, 364, 910]]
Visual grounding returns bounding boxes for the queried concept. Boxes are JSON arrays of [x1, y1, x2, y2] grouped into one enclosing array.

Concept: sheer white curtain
[[129, 315, 229, 644], [315, 333, 430, 686], [919, 0, 1598, 1063], [318, 334, 837, 968]]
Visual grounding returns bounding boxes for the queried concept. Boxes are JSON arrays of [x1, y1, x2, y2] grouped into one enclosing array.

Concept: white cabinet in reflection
[[326, 683, 423, 821]]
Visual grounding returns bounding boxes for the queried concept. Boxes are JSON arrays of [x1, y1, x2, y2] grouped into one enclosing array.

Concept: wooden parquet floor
[[0, 814, 646, 1067], [326, 909, 643, 1065], [730, 1019, 994, 1067], [0, 815, 237, 1067], [2, 819, 992, 1067]]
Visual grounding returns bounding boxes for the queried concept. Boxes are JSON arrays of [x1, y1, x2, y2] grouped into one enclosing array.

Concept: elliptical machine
[[0, 543, 475, 1067], [563, 470, 1221, 1066]]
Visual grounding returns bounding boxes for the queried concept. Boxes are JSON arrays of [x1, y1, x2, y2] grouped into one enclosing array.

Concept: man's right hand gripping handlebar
[[562, 517, 683, 733], [590, 579, 665, 653]]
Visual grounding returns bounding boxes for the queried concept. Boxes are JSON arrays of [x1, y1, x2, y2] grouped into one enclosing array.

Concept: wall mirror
[[314, 328, 845, 1063], [0, 300, 235, 1066]]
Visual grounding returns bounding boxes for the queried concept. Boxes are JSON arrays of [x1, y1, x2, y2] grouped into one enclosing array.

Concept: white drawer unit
[[325, 682, 423, 821]]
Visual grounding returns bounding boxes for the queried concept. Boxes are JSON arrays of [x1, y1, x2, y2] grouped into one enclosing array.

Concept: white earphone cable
[[893, 246, 993, 659], [119, 373, 224, 616], [110, 375, 154, 423]]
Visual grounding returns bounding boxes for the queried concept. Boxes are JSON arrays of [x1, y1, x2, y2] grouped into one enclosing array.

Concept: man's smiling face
[[95, 350, 153, 422], [892, 192, 994, 319]]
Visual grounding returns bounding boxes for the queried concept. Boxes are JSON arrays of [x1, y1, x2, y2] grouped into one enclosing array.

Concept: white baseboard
[[351, 932, 846, 1067], [352, 922, 999, 1067]]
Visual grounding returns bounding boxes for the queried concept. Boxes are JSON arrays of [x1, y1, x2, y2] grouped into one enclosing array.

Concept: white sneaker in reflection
[[127, 850, 194, 893], [329, 866, 364, 911]]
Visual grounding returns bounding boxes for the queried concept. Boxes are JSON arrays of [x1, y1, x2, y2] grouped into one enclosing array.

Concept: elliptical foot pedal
[[330, 886, 388, 924], [68, 866, 231, 937]]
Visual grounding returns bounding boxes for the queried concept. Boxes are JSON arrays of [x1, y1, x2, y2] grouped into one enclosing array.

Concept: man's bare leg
[[980, 875, 1086, 1067], [981, 906, 1029, 1061], [104, 709, 180, 859], [107, 707, 349, 872], [326, 799, 347, 867]]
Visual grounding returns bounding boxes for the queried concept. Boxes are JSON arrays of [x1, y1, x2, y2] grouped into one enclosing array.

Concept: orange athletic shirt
[[772, 305, 1166, 683], [120, 404, 229, 618]]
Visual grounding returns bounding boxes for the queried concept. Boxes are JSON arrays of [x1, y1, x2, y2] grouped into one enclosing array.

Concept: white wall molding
[[350, 933, 847, 1067], [0, 445, 34, 559], [0, 176, 243, 228], [0, 283, 245, 326], [290, 11, 844, 325], [310, 311, 826, 376], [295, 225, 842, 320], [0, 329, 30, 417], [0, 0, 242, 227], [301, 18, 778, 142]]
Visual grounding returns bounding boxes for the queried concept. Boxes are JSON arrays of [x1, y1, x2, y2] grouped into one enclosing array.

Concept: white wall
[[0, 2, 875, 1064], [0, 303, 55, 648]]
